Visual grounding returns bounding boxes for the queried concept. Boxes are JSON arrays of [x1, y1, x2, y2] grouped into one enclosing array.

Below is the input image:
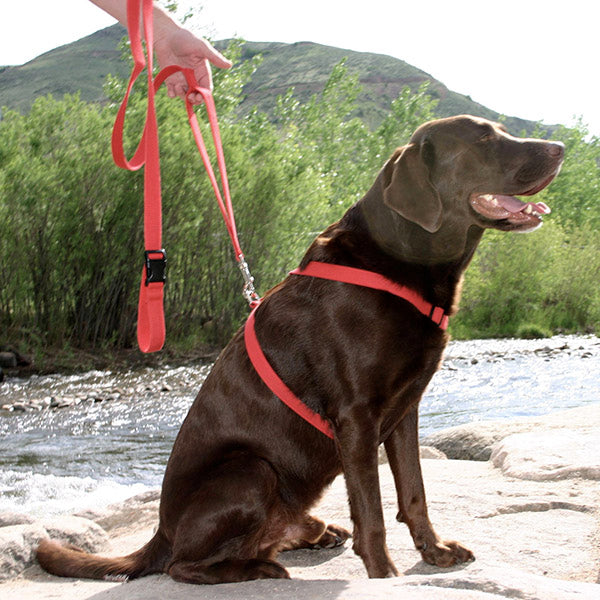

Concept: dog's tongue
[[496, 195, 551, 215]]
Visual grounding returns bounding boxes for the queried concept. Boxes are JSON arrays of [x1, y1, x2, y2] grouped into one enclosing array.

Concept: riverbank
[[1, 404, 599, 599], [1, 335, 599, 520], [0, 344, 220, 379], [4, 330, 598, 378]]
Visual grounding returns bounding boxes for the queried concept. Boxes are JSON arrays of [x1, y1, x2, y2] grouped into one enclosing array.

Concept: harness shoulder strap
[[290, 261, 449, 329]]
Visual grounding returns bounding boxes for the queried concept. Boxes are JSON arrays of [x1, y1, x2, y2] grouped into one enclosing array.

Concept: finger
[[187, 91, 205, 105], [200, 39, 233, 69], [168, 81, 189, 101], [195, 59, 213, 91], [177, 87, 189, 101], [165, 70, 191, 100], [209, 53, 233, 70]]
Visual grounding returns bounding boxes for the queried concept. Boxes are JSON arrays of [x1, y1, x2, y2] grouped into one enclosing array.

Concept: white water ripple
[[0, 469, 150, 518], [0, 335, 598, 516]]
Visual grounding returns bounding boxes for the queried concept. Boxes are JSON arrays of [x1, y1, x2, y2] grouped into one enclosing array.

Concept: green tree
[[534, 120, 600, 230], [4, 43, 597, 360]]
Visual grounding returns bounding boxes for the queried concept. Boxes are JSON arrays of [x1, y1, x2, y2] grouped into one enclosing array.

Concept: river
[[1, 335, 598, 517]]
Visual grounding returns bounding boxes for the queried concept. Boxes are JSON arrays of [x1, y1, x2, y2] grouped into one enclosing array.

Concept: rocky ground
[[1, 404, 598, 600]]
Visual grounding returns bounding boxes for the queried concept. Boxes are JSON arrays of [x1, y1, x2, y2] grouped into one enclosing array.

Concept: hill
[[0, 26, 130, 112], [0, 24, 538, 134]]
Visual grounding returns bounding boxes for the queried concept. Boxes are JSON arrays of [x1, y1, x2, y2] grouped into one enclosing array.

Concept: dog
[[37, 115, 564, 583]]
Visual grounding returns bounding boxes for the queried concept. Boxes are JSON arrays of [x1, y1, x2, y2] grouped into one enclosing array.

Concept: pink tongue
[[496, 195, 551, 215]]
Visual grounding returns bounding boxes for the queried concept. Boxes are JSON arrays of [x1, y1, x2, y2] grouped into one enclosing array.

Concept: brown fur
[[37, 115, 564, 583]]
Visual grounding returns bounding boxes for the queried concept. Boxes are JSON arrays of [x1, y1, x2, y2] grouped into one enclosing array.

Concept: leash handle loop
[[111, 0, 164, 353]]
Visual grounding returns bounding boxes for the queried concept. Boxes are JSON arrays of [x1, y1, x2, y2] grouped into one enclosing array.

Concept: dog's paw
[[246, 559, 290, 580], [312, 523, 351, 549], [281, 522, 351, 551], [419, 539, 474, 567]]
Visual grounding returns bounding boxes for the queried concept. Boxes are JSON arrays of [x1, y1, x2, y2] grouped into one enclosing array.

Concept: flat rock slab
[[423, 403, 600, 460], [492, 430, 600, 480], [58, 566, 599, 600], [2, 459, 598, 599]]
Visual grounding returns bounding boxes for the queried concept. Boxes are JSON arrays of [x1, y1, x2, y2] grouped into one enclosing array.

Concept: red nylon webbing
[[243, 261, 449, 440], [112, 0, 248, 352], [290, 262, 449, 330], [244, 306, 335, 439]]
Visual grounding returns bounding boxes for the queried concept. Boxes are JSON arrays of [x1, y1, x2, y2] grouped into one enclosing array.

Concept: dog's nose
[[547, 141, 565, 159]]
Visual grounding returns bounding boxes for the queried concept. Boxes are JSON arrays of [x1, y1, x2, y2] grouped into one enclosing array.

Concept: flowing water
[[1, 335, 598, 517]]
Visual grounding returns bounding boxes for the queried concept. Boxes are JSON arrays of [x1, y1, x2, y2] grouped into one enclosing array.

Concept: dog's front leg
[[384, 406, 474, 567], [335, 411, 398, 578]]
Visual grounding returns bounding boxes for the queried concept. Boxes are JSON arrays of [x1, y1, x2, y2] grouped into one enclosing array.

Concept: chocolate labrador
[[37, 115, 564, 583]]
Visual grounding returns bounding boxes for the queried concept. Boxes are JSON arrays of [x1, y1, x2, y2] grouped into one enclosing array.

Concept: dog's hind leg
[[168, 557, 289, 584], [165, 453, 291, 584], [279, 514, 351, 551]]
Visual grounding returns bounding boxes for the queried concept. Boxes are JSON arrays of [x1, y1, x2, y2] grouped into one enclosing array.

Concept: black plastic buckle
[[144, 249, 167, 286]]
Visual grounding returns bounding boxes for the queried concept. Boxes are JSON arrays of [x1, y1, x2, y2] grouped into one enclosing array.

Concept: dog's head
[[382, 115, 564, 236]]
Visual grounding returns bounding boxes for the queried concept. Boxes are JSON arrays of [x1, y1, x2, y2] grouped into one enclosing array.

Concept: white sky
[[1, 1, 599, 136]]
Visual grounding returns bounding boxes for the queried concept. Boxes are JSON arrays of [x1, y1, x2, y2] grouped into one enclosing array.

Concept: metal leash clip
[[238, 255, 261, 306]]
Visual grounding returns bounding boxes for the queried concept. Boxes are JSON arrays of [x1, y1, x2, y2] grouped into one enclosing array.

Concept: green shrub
[[1, 45, 598, 357], [453, 221, 600, 339]]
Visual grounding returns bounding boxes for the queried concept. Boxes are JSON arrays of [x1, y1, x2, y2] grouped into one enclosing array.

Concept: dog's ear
[[383, 140, 443, 233]]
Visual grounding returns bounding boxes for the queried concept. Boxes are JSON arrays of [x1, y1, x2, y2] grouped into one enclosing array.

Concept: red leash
[[112, 0, 258, 352], [112, 0, 449, 439]]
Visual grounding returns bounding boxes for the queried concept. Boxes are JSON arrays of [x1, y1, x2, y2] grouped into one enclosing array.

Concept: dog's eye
[[479, 132, 495, 142], [477, 133, 496, 142]]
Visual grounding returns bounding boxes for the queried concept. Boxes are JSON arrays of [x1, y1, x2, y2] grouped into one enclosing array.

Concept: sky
[[1, 0, 599, 136]]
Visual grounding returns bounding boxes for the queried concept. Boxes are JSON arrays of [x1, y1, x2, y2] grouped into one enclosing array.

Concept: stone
[[0, 351, 17, 368], [0, 523, 47, 581], [0, 512, 36, 527], [420, 445, 447, 459], [75, 490, 161, 534], [39, 516, 109, 553], [0, 517, 108, 581], [491, 430, 600, 480], [422, 404, 600, 460], [76, 567, 599, 600]]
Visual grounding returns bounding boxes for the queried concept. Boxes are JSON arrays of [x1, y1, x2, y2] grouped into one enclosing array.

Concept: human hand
[[154, 27, 232, 103]]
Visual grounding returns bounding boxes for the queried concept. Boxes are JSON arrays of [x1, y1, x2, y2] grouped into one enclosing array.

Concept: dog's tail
[[36, 530, 169, 581]]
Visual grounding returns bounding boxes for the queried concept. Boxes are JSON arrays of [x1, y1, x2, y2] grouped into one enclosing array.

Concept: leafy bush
[[1, 43, 598, 359], [452, 222, 600, 338], [0, 52, 436, 352]]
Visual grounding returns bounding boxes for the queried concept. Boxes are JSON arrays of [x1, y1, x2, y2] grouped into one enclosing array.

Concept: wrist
[[152, 5, 181, 45]]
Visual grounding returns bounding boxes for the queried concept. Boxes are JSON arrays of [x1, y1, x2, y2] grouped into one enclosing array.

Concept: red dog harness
[[244, 261, 449, 439]]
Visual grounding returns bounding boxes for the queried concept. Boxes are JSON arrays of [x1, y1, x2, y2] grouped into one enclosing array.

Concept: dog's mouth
[[469, 173, 556, 228]]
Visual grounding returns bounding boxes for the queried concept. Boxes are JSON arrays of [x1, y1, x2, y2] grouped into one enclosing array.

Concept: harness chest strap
[[244, 261, 450, 439]]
